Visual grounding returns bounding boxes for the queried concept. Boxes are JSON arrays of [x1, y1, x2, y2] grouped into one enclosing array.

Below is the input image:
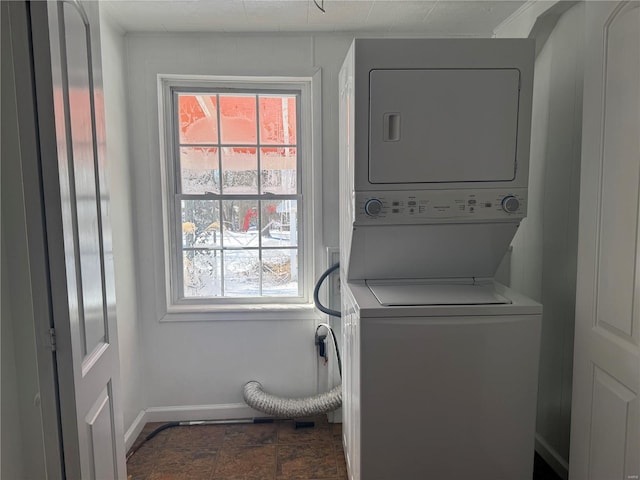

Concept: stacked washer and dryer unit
[[338, 39, 542, 480]]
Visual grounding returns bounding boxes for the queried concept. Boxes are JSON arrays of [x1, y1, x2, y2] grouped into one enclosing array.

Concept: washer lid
[[368, 283, 511, 306]]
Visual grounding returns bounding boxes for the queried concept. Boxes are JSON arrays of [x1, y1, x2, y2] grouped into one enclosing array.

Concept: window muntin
[[171, 89, 302, 302]]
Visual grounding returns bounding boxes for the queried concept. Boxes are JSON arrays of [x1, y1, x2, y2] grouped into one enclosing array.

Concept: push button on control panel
[[364, 198, 384, 216]]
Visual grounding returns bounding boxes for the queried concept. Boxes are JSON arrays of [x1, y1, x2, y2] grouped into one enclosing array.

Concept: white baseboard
[[535, 433, 569, 480], [124, 403, 266, 451], [144, 403, 265, 423], [124, 410, 147, 451]]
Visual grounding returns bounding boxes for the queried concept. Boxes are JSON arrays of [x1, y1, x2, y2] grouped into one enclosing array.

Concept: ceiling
[[101, 0, 527, 36]]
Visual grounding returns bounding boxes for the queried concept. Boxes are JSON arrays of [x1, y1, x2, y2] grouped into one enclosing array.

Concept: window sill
[[159, 303, 321, 322]]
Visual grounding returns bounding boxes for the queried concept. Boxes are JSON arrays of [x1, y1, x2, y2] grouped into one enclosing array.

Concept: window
[[160, 77, 314, 309]]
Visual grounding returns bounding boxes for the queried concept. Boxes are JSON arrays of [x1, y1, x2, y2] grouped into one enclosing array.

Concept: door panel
[[30, 0, 126, 478], [596, 0, 640, 340], [85, 384, 117, 480], [570, 2, 640, 479], [62, 0, 108, 358], [589, 367, 637, 480]]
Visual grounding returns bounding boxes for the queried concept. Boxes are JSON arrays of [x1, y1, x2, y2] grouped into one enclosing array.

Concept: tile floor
[[127, 418, 561, 480], [126, 416, 347, 480]]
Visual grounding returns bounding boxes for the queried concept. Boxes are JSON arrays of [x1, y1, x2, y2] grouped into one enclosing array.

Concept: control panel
[[354, 189, 527, 224]]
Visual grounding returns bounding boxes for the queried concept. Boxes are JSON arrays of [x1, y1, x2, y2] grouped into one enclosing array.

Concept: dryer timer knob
[[502, 195, 520, 213], [364, 199, 383, 216]]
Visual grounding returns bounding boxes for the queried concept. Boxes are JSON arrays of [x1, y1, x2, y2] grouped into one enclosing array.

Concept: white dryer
[[341, 281, 541, 480]]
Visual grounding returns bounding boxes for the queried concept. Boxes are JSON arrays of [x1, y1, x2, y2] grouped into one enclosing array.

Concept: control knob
[[364, 198, 383, 216], [501, 195, 520, 214]]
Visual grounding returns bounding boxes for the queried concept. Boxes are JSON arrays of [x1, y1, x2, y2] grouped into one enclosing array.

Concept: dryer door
[[368, 68, 521, 184]]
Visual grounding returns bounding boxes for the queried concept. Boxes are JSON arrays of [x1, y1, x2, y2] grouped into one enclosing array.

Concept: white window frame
[[158, 75, 318, 319]]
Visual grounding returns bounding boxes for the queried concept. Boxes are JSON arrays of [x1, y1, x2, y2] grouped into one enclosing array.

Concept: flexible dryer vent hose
[[243, 381, 342, 417], [243, 264, 342, 418]]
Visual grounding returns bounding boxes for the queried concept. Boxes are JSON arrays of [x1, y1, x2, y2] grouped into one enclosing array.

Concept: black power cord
[[313, 262, 342, 377], [313, 262, 341, 318], [315, 323, 342, 377], [126, 418, 312, 461], [126, 421, 179, 461]]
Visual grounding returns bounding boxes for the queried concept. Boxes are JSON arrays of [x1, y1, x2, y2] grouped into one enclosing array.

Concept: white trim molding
[[155, 73, 322, 321], [124, 403, 270, 451], [535, 434, 570, 480], [494, 0, 578, 46], [494, 1, 560, 37], [124, 410, 148, 451], [145, 403, 266, 423]]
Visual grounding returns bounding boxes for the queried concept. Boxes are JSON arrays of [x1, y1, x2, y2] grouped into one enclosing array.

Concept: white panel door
[[569, 2, 640, 480], [30, 1, 126, 478]]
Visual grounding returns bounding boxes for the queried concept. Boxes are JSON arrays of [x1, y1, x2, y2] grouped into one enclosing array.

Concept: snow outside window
[[163, 83, 308, 306]]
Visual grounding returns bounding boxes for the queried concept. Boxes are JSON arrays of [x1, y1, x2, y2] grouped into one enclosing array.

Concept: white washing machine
[[341, 280, 541, 480]]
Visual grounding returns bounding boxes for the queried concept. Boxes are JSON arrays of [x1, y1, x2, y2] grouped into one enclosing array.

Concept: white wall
[[1, 3, 47, 476], [510, 4, 585, 476], [99, 8, 146, 437], [124, 33, 355, 422]]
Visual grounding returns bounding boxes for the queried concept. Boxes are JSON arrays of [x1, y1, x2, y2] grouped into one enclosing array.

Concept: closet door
[[569, 2, 640, 479], [30, 1, 126, 478]]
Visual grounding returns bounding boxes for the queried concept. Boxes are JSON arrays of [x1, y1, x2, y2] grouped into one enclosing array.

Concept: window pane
[[171, 87, 304, 303], [221, 147, 258, 194], [221, 200, 259, 248], [261, 200, 298, 247], [183, 250, 222, 297], [224, 250, 260, 297], [178, 94, 218, 144], [180, 147, 220, 194], [181, 200, 221, 248], [259, 96, 297, 145], [219, 95, 257, 144], [261, 148, 297, 194], [262, 249, 299, 296]]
